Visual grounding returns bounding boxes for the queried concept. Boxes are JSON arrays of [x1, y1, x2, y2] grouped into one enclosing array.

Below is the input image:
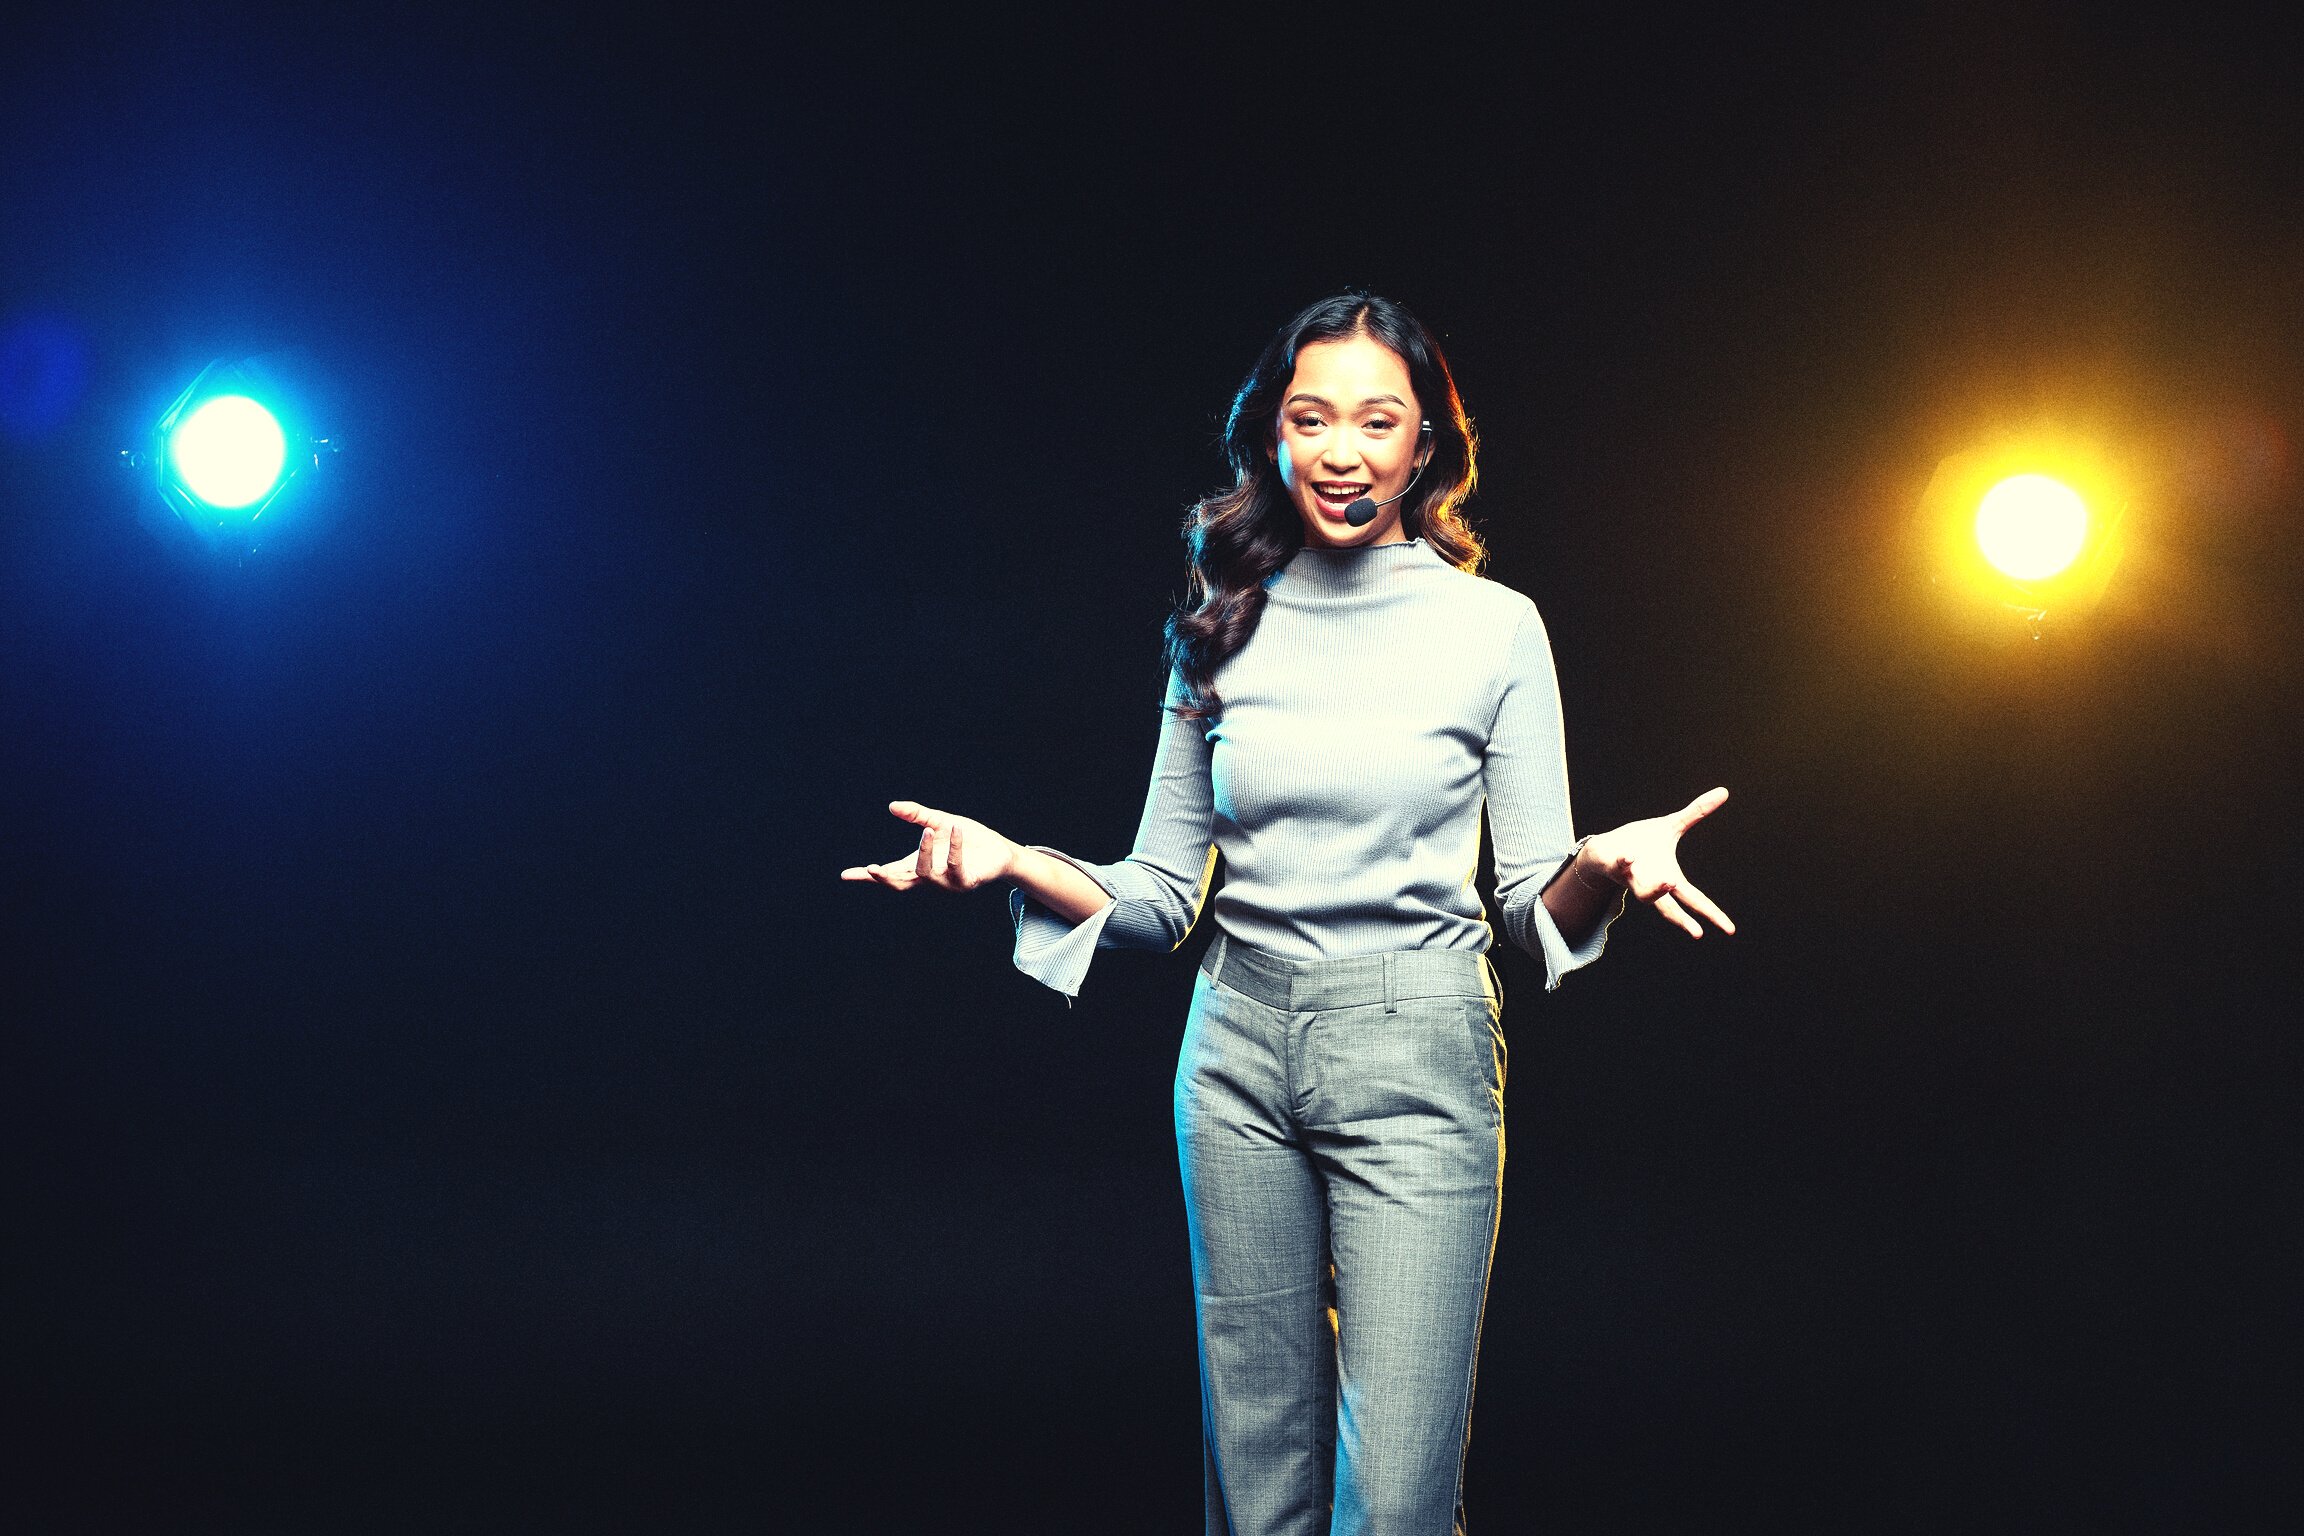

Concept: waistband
[[1198, 931, 1501, 1014]]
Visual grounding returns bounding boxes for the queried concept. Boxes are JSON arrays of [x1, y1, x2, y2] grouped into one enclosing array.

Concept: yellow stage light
[[1974, 473, 2088, 580], [1916, 439, 2129, 637]]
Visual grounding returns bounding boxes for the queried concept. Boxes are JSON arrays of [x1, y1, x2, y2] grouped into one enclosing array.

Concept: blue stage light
[[138, 355, 336, 554], [168, 395, 288, 509]]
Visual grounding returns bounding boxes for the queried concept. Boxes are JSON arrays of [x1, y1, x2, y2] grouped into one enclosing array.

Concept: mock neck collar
[[1268, 537, 1439, 598]]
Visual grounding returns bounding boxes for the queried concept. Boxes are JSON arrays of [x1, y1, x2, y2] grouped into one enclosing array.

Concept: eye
[[1290, 413, 1326, 431], [1363, 417, 1398, 433]]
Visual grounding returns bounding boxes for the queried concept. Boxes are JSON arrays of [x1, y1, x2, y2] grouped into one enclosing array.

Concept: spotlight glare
[[1974, 473, 2088, 581], [168, 394, 287, 510]]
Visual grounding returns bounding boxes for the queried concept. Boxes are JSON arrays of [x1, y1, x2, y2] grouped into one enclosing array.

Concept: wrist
[[1570, 842, 1620, 894]]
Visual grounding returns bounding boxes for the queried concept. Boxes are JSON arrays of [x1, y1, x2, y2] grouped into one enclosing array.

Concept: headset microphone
[[1344, 421, 1435, 528]]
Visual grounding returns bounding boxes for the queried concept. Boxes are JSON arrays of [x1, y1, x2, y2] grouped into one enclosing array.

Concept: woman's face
[[1270, 332, 1428, 549]]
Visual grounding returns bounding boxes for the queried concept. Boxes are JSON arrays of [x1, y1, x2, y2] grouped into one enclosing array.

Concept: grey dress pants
[[1179, 933, 1508, 1536]]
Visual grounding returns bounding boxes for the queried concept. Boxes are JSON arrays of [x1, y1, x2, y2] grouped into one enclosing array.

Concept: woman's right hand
[[840, 800, 1022, 893]]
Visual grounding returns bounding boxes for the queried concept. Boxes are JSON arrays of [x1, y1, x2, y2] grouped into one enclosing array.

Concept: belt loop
[[1383, 953, 1398, 1015], [1211, 932, 1229, 983]]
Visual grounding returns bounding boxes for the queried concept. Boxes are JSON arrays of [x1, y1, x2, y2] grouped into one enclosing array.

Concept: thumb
[[1675, 786, 1730, 831], [889, 799, 943, 827]]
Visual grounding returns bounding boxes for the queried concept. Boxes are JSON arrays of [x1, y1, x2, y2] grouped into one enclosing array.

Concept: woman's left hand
[[1578, 787, 1735, 938]]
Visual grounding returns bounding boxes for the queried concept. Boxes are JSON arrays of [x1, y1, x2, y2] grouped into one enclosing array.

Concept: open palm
[[1582, 787, 1735, 938], [839, 800, 1020, 893]]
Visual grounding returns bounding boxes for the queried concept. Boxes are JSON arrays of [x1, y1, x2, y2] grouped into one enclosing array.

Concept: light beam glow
[[1974, 473, 2088, 581], [168, 394, 287, 510]]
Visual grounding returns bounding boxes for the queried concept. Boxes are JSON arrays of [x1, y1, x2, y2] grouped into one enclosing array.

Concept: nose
[[1319, 433, 1363, 474]]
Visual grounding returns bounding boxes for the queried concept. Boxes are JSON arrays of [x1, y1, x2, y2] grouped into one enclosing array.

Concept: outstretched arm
[[1485, 603, 1733, 987], [839, 668, 1217, 1001], [841, 800, 1112, 926]]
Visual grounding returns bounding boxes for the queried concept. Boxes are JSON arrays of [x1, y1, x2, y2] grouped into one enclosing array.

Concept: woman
[[841, 292, 1732, 1534]]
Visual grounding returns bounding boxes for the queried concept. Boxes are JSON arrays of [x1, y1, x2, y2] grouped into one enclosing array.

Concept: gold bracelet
[[1571, 846, 1618, 895]]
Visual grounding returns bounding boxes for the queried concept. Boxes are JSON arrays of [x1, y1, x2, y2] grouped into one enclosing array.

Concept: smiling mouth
[[1312, 482, 1370, 511]]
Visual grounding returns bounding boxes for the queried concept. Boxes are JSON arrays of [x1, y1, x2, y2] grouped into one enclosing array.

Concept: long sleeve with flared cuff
[[1008, 537, 1620, 1001], [1007, 675, 1220, 1001], [1483, 607, 1628, 989]]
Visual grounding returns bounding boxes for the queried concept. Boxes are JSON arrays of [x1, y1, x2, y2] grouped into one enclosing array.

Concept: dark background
[[4, 4, 2299, 1530]]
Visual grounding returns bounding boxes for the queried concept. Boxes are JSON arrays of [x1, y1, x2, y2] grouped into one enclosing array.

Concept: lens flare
[[1974, 473, 2088, 581], [168, 395, 287, 510]]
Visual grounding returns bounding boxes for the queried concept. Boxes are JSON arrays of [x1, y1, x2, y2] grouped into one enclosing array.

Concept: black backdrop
[[4, 6, 2299, 1531]]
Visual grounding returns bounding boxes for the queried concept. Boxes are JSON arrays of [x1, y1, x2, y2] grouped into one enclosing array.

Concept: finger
[[1627, 862, 1682, 904], [889, 800, 949, 829], [1673, 786, 1731, 833], [945, 820, 970, 887], [923, 823, 952, 881], [1673, 877, 1736, 935], [1651, 890, 1703, 938], [867, 859, 921, 889]]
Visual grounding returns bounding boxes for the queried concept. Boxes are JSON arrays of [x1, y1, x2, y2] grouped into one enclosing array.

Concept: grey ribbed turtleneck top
[[1009, 536, 1622, 1000]]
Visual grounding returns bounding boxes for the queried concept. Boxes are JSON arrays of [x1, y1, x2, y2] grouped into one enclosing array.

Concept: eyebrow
[[1283, 392, 1410, 410]]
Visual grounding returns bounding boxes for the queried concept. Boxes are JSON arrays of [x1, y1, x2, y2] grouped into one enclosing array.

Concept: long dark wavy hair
[[1162, 292, 1484, 719]]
